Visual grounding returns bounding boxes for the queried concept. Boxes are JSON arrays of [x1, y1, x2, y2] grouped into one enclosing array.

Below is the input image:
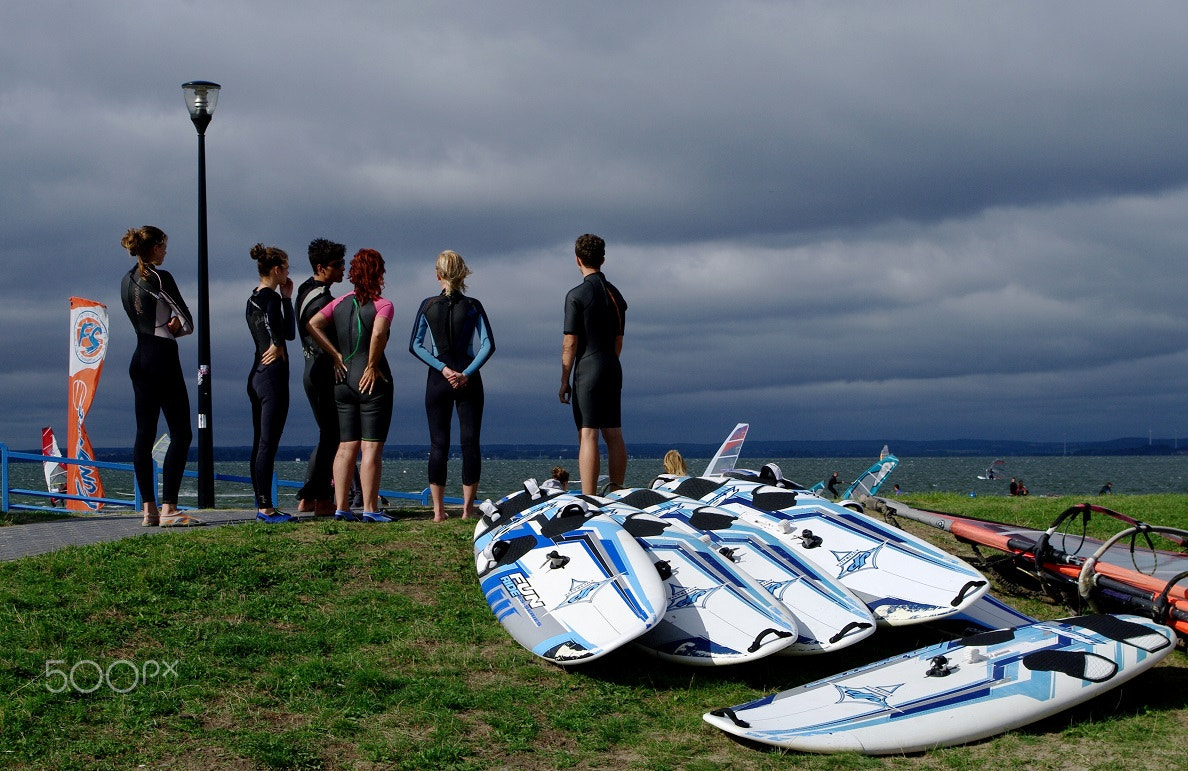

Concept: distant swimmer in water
[[1099, 481, 1113, 495]]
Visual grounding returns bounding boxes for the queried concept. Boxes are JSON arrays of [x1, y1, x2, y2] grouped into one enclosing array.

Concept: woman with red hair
[[307, 249, 395, 522]]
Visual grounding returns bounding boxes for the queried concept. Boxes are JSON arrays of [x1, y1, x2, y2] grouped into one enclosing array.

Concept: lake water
[[8, 454, 1184, 510]]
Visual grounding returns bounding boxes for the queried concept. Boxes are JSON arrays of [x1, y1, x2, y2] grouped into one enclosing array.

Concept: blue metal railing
[[1, 443, 459, 513]]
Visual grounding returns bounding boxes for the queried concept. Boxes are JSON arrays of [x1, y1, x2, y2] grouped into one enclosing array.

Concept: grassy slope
[[0, 496, 1186, 769]]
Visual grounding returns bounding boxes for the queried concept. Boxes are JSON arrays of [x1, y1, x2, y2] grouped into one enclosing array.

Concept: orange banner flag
[[66, 297, 108, 510]]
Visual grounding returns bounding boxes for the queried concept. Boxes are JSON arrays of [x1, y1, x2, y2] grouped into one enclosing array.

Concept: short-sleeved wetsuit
[[319, 291, 394, 442], [121, 265, 194, 506], [409, 291, 495, 487], [295, 277, 337, 501], [246, 286, 295, 509], [563, 271, 627, 429]]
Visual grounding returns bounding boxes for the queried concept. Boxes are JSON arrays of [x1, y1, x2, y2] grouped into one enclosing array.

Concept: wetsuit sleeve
[[562, 286, 582, 336], [318, 293, 346, 319], [264, 290, 295, 345], [158, 269, 194, 335], [409, 299, 444, 371], [461, 300, 495, 377]]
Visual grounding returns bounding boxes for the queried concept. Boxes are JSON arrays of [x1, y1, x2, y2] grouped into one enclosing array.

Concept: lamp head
[[182, 81, 221, 133]]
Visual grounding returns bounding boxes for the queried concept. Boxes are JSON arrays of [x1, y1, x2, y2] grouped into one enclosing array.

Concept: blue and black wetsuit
[[563, 271, 626, 429], [409, 292, 495, 487], [295, 277, 336, 502], [246, 286, 295, 509], [121, 265, 194, 506]]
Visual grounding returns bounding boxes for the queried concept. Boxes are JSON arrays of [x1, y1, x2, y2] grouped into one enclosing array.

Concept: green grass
[[1, 497, 1187, 769]]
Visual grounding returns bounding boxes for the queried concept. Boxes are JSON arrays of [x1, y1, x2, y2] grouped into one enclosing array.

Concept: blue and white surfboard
[[654, 476, 989, 625], [475, 497, 666, 665], [606, 487, 876, 654], [704, 614, 1175, 754]]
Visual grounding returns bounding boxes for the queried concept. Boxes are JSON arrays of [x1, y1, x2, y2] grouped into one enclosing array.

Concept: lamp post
[[182, 81, 220, 508]]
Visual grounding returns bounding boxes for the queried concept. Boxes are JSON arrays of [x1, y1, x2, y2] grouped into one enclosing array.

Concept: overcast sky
[[3, 1, 1188, 452]]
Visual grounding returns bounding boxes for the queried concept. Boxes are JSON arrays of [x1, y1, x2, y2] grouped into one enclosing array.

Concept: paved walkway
[[0, 510, 287, 562]]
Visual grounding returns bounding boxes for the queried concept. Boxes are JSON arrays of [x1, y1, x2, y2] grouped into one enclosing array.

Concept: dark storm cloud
[[2, 1, 1188, 452]]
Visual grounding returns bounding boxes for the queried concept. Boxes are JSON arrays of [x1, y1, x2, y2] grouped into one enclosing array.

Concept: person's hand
[[359, 363, 387, 394], [279, 277, 294, 299], [443, 367, 467, 389], [559, 382, 571, 404], [261, 343, 284, 366], [331, 353, 346, 382], [166, 316, 183, 335]]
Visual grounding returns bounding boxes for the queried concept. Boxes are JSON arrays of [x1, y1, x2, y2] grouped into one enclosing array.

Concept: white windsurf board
[[704, 613, 1175, 754]]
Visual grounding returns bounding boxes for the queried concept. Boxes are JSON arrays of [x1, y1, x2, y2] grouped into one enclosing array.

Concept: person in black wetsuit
[[120, 225, 200, 527], [306, 248, 395, 522], [246, 243, 296, 523], [559, 233, 628, 495], [294, 238, 346, 516], [827, 471, 842, 499], [409, 249, 496, 521]]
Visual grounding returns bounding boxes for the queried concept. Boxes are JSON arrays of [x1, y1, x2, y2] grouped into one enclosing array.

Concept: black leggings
[[425, 370, 484, 486], [298, 356, 337, 501], [130, 336, 192, 506], [248, 361, 289, 509]]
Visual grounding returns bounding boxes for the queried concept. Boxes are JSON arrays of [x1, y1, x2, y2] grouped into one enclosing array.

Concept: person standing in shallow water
[[246, 243, 296, 523], [409, 250, 495, 521], [120, 226, 200, 527], [295, 238, 346, 516], [559, 234, 628, 495]]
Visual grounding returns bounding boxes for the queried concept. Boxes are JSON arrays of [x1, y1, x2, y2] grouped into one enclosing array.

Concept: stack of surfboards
[[474, 473, 1176, 753], [474, 473, 992, 666]]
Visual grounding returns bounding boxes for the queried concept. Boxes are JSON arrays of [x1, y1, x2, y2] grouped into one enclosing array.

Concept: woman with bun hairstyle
[[120, 225, 200, 527], [246, 243, 296, 523], [409, 249, 495, 521], [306, 248, 395, 522]]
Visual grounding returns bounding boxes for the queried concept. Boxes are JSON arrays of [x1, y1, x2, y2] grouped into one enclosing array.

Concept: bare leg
[[578, 427, 601, 495], [430, 483, 447, 522], [602, 427, 626, 488], [359, 441, 383, 513], [462, 483, 478, 519], [333, 441, 361, 512]]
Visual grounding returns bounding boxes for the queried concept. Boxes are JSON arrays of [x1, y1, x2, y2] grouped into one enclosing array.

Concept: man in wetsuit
[[294, 238, 346, 516], [559, 233, 628, 495]]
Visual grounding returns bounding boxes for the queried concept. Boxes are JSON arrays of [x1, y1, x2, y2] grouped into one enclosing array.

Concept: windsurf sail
[[878, 499, 1188, 636], [151, 433, 170, 466], [979, 458, 1006, 480], [703, 423, 748, 477], [842, 451, 899, 499], [41, 426, 67, 503]]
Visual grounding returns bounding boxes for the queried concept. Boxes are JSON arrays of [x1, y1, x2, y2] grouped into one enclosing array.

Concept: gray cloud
[[3, 1, 1188, 453]]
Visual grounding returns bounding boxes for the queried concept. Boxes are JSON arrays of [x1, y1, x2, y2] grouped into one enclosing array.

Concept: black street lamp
[[182, 81, 220, 508]]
